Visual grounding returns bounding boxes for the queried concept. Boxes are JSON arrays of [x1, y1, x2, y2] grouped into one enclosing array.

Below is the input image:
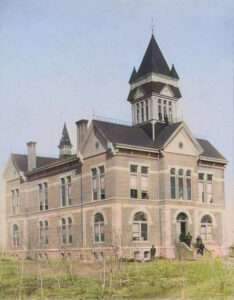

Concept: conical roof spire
[[137, 34, 171, 78], [59, 123, 72, 148], [129, 67, 137, 83], [170, 64, 180, 79]]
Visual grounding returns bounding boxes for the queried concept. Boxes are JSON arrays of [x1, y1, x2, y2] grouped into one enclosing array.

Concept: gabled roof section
[[127, 82, 181, 102], [129, 67, 137, 84], [93, 120, 155, 148], [59, 123, 72, 148], [137, 34, 171, 79], [197, 139, 227, 161], [11, 153, 59, 173]]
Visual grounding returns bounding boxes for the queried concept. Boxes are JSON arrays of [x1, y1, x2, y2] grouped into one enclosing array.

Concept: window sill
[[94, 242, 106, 245], [132, 240, 149, 243]]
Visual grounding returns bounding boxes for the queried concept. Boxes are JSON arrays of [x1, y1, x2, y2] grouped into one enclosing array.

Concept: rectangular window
[[207, 174, 213, 181], [170, 176, 176, 199], [207, 182, 213, 203], [199, 182, 205, 202], [38, 184, 43, 211], [199, 173, 204, 180], [99, 166, 105, 200], [94, 223, 99, 242], [141, 166, 148, 199], [136, 103, 140, 123], [141, 102, 144, 122], [141, 223, 148, 240], [61, 178, 66, 206], [67, 176, 72, 205], [158, 105, 162, 120], [68, 224, 72, 244], [186, 178, 191, 200], [132, 223, 140, 241], [145, 100, 149, 121], [62, 224, 66, 244], [178, 177, 184, 199], [92, 169, 98, 200], [39, 226, 44, 246], [130, 165, 138, 198], [12, 190, 15, 215], [44, 183, 48, 210]]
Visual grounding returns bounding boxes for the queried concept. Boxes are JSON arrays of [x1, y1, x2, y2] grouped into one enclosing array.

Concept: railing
[[93, 114, 132, 126]]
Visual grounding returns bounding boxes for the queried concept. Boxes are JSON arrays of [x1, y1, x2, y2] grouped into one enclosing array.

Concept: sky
[[0, 0, 233, 246]]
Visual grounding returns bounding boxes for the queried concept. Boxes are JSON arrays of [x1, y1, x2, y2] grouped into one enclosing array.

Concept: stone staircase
[[175, 242, 213, 260]]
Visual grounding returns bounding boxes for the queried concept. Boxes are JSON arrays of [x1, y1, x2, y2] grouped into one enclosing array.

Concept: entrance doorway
[[176, 212, 188, 239]]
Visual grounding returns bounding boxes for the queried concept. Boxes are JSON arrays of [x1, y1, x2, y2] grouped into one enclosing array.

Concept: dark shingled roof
[[11, 154, 59, 173], [170, 64, 180, 80], [59, 123, 72, 148], [93, 120, 181, 149], [93, 120, 155, 148], [129, 67, 137, 84], [136, 34, 171, 79], [196, 139, 226, 161], [93, 120, 226, 162], [127, 82, 181, 102]]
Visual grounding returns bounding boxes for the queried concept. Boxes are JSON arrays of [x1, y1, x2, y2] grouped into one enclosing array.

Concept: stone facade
[[3, 33, 228, 260]]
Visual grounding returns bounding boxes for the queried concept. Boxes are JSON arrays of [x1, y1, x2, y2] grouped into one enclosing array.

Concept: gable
[[160, 85, 174, 97], [164, 127, 201, 156], [82, 127, 107, 158], [133, 87, 145, 99], [3, 157, 20, 182]]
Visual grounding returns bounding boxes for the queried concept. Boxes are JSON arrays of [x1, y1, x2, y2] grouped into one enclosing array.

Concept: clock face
[[179, 142, 183, 149]]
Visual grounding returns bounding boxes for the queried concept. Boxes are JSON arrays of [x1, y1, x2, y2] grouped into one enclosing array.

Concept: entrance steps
[[175, 242, 213, 260]]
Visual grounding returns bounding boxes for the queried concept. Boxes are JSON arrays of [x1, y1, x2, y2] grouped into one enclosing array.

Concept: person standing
[[186, 232, 192, 247], [150, 245, 156, 261]]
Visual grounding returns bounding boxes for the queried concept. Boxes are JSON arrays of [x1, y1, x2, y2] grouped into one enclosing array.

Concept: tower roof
[[129, 67, 137, 83], [170, 64, 180, 79], [136, 34, 172, 79], [59, 123, 72, 148]]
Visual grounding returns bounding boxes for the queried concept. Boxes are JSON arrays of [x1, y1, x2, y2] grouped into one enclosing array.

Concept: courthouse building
[[4, 34, 228, 259]]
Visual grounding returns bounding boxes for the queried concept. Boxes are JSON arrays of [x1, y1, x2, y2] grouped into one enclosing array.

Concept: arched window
[[186, 170, 192, 200], [176, 213, 188, 239], [133, 212, 148, 241], [13, 224, 19, 246], [94, 213, 105, 243], [201, 215, 213, 241], [170, 168, 176, 199], [178, 169, 184, 199]]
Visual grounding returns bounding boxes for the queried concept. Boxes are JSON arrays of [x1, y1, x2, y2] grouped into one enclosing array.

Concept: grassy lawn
[[0, 257, 233, 299]]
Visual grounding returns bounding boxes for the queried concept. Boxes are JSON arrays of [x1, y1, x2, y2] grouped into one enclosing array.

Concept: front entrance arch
[[176, 212, 188, 239]]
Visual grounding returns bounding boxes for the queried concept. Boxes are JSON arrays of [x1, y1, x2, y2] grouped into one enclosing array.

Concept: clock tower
[[127, 34, 182, 126]]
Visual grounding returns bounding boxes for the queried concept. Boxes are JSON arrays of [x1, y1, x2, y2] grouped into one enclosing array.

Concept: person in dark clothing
[[179, 233, 185, 243], [196, 236, 204, 255], [197, 242, 205, 256], [150, 245, 156, 261], [186, 232, 192, 247]]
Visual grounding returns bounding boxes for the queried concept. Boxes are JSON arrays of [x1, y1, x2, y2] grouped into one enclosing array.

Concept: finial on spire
[[150, 17, 155, 36]]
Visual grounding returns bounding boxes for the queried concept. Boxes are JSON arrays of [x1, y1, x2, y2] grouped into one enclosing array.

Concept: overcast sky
[[0, 0, 233, 245]]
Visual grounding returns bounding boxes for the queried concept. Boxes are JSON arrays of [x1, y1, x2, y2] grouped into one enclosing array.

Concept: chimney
[[27, 141, 37, 171], [76, 119, 88, 151]]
